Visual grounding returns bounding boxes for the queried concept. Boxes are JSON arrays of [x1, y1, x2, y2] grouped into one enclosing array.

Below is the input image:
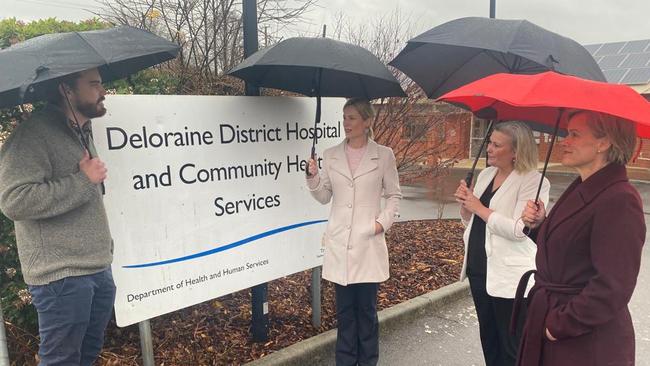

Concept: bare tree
[[94, 0, 317, 94], [330, 8, 462, 182], [94, 3, 464, 180]]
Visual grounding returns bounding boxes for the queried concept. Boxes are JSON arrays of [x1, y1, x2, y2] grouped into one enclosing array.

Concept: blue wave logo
[[122, 220, 327, 269]]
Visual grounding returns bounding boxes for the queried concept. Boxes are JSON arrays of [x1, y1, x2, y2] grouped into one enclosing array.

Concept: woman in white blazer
[[454, 122, 550, 366], [307, 98, 401, 366]]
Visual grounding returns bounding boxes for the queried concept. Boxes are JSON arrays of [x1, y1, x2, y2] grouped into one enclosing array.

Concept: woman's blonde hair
[[571, 110, 638, 165], [493, 121, 538, 172], [344, 98, 375, 139]]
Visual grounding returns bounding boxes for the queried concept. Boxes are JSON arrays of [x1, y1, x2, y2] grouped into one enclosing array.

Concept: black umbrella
[[0, 26, 180, 109], [0, 26, 180, 193], [389, 16, 604, 185], [228, 36, 406, 159]]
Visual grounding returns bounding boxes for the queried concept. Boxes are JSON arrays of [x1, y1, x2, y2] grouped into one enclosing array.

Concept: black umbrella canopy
[[390, 17, 605, 98], [228, 37, 406, 99], [0, 26, 180, 108]]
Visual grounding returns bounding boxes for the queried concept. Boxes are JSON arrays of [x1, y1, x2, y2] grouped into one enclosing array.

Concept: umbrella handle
[[307, 91, 322, 177], [464, 171, 474, 187], [306, 146, 316, 177], [521, 110, 563, 236]]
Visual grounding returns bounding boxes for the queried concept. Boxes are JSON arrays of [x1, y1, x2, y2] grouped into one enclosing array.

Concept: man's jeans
[[28, 269, 116, 366]]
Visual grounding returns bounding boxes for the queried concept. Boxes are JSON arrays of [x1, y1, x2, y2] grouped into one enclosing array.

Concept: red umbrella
[[438, 71, 650, 137], [437, 71, 650, 201]]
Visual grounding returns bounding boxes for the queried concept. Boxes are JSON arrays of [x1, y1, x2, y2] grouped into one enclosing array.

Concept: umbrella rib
[[427, 48, 486, 98], [74, 31, 110, 69], [358, 73, 370, 99], [256, 67, 273, 92], [512, 55, 522, 72], [18, 32, 106, 105], [504, 21, 558, 74], [515, 62, 548, 73], [495, 20, 538, 73], [485, 50, 514, 71], [484, 50, 549, 74]]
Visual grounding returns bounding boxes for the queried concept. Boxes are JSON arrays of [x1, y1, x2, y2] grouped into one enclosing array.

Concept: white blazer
[[308, 140, 402, 286], [460, 166, 550, 298]]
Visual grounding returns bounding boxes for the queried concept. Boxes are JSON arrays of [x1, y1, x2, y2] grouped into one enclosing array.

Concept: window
[[470, 117, 490, 158], [403, 120, 428, 141]]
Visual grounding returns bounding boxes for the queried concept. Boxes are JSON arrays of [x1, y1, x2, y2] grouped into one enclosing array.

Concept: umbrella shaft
[[307, 94, 322, 175], [63, 93, 106, 195], [310, 93, 322, 158], [63, 93, 91, 155], [466, 120, 494, 187], [536, 111, 563, 203]]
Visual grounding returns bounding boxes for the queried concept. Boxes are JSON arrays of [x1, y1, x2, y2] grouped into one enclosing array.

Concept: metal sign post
[[243, 0, 269, 342], [311, 266, 322, 328], [310, 24, 327, 330], [138, 319, 155, 366]]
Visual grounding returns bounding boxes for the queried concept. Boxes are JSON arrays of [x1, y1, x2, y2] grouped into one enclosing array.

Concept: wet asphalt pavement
[[316, 169, 650, 365]]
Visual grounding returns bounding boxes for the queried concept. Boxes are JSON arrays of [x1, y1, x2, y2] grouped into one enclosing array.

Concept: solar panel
[[621, 67, 650, 84], [585, 39, 650, 87], [583, 44, 602, 55], [621, 40, 650, 53], [602, 69, 628, 83], [595, 42, 626, 56], [620, 53, 650, 68], [598, 54, 626, 69]]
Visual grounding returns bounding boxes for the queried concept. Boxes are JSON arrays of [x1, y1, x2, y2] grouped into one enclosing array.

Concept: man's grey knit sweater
[[0, 105, 113, 285]]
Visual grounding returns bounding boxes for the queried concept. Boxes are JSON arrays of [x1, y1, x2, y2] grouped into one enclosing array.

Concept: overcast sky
[[2, 0, 650, 45]]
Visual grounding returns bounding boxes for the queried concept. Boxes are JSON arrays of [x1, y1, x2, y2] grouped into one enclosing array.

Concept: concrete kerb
[[245, 281, 470, 366]]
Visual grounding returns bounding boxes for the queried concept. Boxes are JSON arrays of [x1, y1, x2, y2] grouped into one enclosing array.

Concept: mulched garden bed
[[6, 219, 464, 366]]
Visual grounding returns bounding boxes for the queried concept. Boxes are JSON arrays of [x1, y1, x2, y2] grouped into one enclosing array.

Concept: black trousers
[[334, 282, 379, 366], [468, 274, 526, 366]]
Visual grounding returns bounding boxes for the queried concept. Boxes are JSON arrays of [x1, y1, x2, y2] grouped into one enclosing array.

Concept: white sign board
[[95, 95, 344, 327]]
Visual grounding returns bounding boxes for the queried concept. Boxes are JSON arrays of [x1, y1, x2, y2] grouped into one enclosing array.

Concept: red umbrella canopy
[[437, 71, 650, 138]]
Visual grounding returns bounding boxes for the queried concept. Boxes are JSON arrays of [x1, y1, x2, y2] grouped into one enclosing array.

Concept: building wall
[[537, 133, 566, 164], [379, 99, 650, 170], [376, 100, 471, 165]]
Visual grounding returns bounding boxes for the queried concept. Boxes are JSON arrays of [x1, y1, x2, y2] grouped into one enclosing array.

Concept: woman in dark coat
[[518, 110, 646, 366]]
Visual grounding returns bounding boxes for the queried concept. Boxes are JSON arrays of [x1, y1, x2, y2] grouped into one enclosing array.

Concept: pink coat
[[308, 140, 401, 285]]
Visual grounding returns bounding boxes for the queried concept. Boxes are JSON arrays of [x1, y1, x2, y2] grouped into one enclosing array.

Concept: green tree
[[0, 212, 37, 331], [0, 105, 37, 331], [107, 68, 181, 95], [0, 17, 110, 48]]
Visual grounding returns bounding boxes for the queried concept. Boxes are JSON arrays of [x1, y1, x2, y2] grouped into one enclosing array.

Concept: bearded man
[[0, 68, 116, 366]]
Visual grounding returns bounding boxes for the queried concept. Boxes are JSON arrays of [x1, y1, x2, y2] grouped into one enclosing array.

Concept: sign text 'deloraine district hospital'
[[95, 95, 343, 327]]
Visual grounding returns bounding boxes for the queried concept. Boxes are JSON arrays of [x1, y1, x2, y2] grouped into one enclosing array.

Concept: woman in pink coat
[[307, 98, 401, 366], [519, 110, 646, 365]]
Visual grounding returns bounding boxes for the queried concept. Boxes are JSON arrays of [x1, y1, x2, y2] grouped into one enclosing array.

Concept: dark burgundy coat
[[517, 163, 645, 366]]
